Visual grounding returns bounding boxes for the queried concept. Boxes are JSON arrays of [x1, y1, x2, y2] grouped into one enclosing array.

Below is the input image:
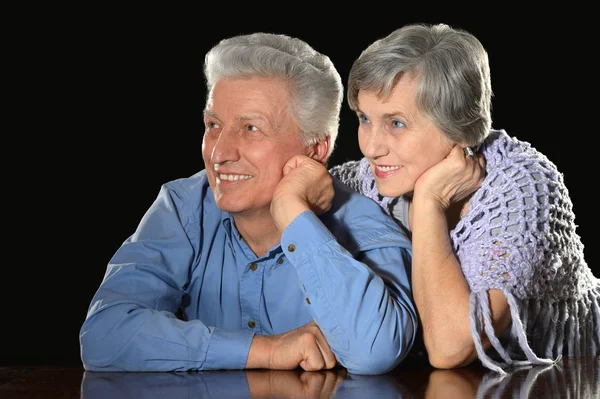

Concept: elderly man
[[80, 32, 416, 375]]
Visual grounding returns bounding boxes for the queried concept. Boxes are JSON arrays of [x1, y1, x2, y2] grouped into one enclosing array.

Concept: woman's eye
[[391, 119, 406, 129], [358, 114, 370, 124]]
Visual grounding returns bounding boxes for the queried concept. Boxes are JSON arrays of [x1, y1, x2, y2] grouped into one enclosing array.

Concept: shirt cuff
[[204, 328, 255, 369], [281, 210, 336, 266]]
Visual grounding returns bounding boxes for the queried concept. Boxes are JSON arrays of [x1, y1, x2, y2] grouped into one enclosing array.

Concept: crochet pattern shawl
[[330, 129, 600, 374]]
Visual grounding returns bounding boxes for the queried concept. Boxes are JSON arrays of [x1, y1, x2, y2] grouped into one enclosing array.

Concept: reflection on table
[[0, 356, 597, 398], [79, 356, 599, 399]]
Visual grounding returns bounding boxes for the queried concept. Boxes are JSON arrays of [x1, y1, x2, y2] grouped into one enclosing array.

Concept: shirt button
[[288, 244, 296, 252], [305, 298, 311, 305], [249, 263, 258, 271], [248, 320, 256, 328], [277, 257, 284, 265]]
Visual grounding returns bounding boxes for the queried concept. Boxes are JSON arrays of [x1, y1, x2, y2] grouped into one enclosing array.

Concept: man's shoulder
[[324, 177, 411, 251], [329, 178, 388, 220], [164, 169, 210, 196], [161, 169, 218, 214]]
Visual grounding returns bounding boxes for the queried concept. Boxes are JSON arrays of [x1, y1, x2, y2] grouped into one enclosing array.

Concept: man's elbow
[[343, 324, 417, 374], [80, 331, 107, 371], [343, 352, 401, 375], [79, 324, 122, 371]]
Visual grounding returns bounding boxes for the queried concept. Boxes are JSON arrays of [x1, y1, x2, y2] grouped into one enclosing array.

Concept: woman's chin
[[377, 185, 411, 198]]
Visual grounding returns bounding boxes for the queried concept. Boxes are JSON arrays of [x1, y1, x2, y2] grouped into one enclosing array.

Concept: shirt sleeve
[[79, 182, 255, 371], [281, 210, 417, 375]]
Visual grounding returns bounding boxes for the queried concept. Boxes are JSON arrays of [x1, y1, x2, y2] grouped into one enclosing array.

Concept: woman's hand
[[413, 145, 486, 210]]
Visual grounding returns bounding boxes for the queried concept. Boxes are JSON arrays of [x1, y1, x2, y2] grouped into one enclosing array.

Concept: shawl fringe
[[467, 286, 600, 375]]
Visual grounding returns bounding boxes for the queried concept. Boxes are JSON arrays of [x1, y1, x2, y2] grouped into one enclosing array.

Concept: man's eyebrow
[[237, 114, 267, 123], [203, 111, 276, 129], [203, 110, 219, 119], [241, 114, 278, 131]]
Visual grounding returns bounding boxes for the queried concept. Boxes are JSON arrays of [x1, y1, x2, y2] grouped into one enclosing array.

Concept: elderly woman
[[330, 23, 599, 374]]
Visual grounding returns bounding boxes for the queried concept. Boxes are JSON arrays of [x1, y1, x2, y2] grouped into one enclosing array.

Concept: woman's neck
[[408, 195, 471, 232]]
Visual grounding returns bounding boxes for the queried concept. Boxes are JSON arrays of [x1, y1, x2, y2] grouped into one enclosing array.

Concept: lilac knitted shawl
[[330, 129, 600, 374]]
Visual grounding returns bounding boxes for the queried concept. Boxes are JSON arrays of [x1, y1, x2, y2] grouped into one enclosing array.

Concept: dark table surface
[[1, 356, 598, 398]]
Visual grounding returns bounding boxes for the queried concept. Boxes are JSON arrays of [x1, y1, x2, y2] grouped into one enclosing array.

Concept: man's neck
[[232, 210, 282, 258]]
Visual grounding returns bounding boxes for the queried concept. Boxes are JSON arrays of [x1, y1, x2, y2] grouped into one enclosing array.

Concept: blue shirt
[[80, 170, 416, 374]]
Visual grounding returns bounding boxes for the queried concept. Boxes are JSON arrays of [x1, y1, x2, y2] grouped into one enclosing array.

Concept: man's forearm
[[280, 211, 417, 374], [295, 246, 416, 374]]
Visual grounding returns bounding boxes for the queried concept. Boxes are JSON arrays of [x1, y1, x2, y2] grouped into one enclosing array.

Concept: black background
[[3, 4, 597, 366]]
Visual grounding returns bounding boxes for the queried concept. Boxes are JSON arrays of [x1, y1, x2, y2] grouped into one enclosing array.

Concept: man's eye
[[246, 125, 259, 132], [358, 114, 370, 124], [204, 120, 219, 129]]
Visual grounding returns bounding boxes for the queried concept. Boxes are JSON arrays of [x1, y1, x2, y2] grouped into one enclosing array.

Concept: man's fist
[[270, 155, 334, 231], [246, 321, 338, 371]]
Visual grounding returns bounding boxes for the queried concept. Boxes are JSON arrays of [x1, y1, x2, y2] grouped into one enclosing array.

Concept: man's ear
[[307, 136, 330, 164]]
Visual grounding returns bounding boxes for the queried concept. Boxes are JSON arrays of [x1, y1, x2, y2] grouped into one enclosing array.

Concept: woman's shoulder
[[480, 129, 566, 194], [462, 129, 577, 242], [329, 158, 364, 176], [329, 158, 369, 192]]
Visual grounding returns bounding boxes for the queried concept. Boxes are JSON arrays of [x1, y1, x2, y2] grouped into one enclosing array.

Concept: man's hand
[[246, 321, 338, 371], [270, 155, 334, 232], [246, 368, 347, 399]]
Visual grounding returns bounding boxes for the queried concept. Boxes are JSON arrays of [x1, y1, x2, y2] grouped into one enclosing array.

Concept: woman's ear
[[307, 136, 330, 164]]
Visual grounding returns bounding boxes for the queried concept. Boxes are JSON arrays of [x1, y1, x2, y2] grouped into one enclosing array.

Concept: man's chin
[[214, 200, 244, 214], [214, 199, 258, 215]]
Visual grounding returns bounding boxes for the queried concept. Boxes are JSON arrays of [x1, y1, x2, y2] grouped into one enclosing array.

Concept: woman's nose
[[362, 129, 388, 159]]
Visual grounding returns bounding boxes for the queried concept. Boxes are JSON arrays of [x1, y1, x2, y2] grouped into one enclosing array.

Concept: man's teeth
[[218, 174, 253, 181], [376, 165, 400, 171]]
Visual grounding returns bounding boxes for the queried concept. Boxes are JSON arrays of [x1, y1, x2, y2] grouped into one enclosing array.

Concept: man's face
[[202, 76, 309, 216]]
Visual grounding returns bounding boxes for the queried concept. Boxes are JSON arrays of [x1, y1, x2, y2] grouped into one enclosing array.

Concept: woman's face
[[356, 73, 454, 197]]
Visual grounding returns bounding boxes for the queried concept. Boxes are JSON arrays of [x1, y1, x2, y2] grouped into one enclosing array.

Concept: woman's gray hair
[[204, 32, 343, 159], [348, 23, 492, 147]]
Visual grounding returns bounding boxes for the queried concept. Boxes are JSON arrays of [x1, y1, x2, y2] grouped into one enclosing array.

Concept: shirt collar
[[221, 212, 283, 260], [220, 212, 241, 243]]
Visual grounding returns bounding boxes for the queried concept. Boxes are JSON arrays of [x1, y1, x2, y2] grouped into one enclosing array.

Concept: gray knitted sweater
[[330, 129, 600, 374]]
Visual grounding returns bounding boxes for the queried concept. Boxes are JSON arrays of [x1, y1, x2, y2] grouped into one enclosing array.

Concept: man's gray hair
[[204, 32, 344, 158]]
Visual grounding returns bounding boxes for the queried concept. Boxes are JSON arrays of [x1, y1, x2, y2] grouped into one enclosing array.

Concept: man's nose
[[209, 127, 239, 164]]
